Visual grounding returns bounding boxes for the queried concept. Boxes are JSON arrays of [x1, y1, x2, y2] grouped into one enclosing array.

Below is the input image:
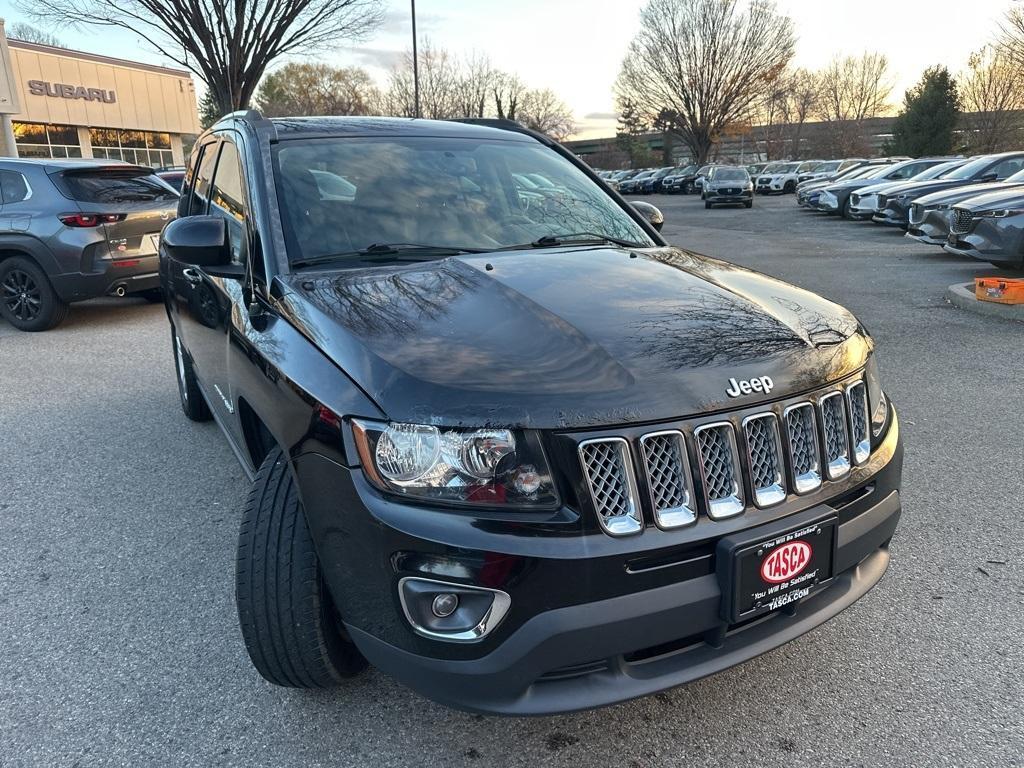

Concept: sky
[[0, 0, 1017, 138]]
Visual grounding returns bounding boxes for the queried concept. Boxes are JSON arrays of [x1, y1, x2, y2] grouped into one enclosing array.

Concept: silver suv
[[0, 159, 178, 331]]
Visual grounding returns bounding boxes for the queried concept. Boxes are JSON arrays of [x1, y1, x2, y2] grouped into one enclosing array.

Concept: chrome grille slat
[[820, 392, 851, 480], [639, 430, 696, 529], [743, 413, 786, 508], [578, 438, 643, 536], [693, 423, 744, 520], [784, 402, 822, 494], [909, 203, 925, 224], [846, 382, 871, 465], [950, 207, 973, 235]]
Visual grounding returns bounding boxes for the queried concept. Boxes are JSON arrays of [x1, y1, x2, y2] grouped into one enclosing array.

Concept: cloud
[[347, 46, 405, 70], [583, 111, 619, 120], [378, 7, 446, 35]]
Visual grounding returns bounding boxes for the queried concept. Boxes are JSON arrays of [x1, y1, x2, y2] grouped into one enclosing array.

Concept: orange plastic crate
[[975, 277, 1024, 305]]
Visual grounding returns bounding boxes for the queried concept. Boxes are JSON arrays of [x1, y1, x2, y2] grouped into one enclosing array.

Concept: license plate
[[138, 233, 160, 255], [717, 512, 836, 623]]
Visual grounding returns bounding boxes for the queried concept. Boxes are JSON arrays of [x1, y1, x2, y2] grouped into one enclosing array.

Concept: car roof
[[0, 157, 136, 173], [261, 115, 538, 143]]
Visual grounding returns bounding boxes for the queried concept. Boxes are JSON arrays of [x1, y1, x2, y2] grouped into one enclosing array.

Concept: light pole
[[411, 0, 420, 118]]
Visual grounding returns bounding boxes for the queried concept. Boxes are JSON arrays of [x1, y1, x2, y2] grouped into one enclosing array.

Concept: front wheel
[[236, 448, 368, 687], [745, 200, 753, 209], [784, 181, 796, 194], [841, 198, 852, 219], [0, 256, 68, 331], [704, 201, 712, 209]]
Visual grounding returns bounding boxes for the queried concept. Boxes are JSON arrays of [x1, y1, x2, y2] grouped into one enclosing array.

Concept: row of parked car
[[794, 152, 1024, 270]]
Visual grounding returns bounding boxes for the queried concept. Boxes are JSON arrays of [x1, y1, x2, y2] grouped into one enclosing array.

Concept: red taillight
[[58, 213, 126, 227]]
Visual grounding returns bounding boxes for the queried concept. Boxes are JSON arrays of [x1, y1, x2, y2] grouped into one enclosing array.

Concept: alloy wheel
[[2, 268, 42, 322]]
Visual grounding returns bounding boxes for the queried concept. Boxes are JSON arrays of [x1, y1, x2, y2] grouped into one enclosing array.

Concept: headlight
[[932, 203, 949, 211], [864, 356, 889, 438], [980, 208, 1024, 218], [351, 420, 558, 508]]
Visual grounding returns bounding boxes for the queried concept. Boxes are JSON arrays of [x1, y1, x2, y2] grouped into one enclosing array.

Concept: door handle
[[182, 267, 202, 285]]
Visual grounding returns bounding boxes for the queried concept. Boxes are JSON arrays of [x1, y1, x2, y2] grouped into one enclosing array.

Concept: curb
[[945, 282, 1024, 323]]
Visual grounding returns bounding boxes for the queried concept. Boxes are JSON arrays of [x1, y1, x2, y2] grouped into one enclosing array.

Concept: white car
[[755, 161, 809, 194]]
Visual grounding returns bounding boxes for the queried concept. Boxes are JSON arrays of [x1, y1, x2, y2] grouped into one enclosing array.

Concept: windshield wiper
[[291, 243, 485, 268], [500, 232, 648, 251]]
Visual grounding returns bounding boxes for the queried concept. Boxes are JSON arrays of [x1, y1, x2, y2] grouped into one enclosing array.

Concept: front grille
[[575, 380, 872, 536], [850, 193, 861, 206], [950, 207, 974, 235], [743, 414, 786, 507], [820, 392, 851, 480], [909, 203, 925, 224], [694, 423, 744, 519], [758, 176, 771, 184], [784, 403, 822, 494], [578, 438, 643, 536], [876, 194, 888, 209], [846, 382, 870, 465], [639, 431, 695, 529]]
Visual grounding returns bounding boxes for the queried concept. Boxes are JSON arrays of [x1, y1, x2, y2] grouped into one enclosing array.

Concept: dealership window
[[12, 122, 83, 159], [89, 128, 174, 167]]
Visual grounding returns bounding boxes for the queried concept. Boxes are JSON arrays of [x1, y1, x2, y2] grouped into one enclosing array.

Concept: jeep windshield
[[274, 136, 655, 266]]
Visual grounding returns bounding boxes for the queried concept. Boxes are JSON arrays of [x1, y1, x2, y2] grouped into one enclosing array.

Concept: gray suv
[[0, 159, 178, 331]]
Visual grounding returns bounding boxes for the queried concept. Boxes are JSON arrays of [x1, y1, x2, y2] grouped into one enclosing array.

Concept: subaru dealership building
[[0, 21, 201, 167]]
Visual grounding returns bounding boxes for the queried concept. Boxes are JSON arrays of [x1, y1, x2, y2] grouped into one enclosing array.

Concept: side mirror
[[980, 171, 999, 182], [161, 215, 230, 267], [629, 200, 664, 232]]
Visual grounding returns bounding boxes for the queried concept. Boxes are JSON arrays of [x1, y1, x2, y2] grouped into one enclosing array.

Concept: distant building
[[0, 20, 201, 166]]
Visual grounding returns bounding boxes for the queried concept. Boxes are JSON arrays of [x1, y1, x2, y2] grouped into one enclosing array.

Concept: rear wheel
[[0, 256, 68, 332], [236, 448, 368, 687], [784, 180, 796, 194], [172, 326, 211, 421], [842, 198, 852, 219]]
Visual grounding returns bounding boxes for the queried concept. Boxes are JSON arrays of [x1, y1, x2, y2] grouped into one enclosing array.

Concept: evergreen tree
[[890, 66, 960, 156]]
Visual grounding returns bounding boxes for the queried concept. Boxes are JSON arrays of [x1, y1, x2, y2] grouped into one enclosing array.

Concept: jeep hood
[[954, 186, 1024, 212], [876, 178, 981, 199], [276, 247, 870, 429]]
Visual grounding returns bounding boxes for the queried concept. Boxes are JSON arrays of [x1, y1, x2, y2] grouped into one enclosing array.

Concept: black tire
[[704, 201, 712, 209], [841, 198, 852, 219], [685, 182, 694, 195], [171, 325, 211, 422], [784, 181, 796, 194], [745, 200, 753, 209], [140, 288, 164, 304], [236, 448, 367, 687], [0, 256, 69, 331]]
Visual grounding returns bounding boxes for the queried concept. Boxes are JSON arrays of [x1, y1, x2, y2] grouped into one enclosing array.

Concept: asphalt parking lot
[[2, 193, 1023, 767]]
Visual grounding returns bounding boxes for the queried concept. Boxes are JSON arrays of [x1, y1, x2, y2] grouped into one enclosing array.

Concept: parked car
[[157, 169, 186, 192], [161, 112, 902, 715], [901, 152, 1024, 244], [755, 162, 802, 194], [667, 165, 706, 194], [871, 159, 1021, 229], [846, 159, 967, 222], [796, 164, 890, 208], [619, 169, 655, 194], [943, 186, 1024, 270], [702, 167, 753, 208], [640, 166, 678, 194], [797, 158, 865, 184], [661, 164, 697, 194], [814, 158, 957, 217], [0, 159, 178, 331], [694, 164, 728, 193], [746, 163, 767, 179]]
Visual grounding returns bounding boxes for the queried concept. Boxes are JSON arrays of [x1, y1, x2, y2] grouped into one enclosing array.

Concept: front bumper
[[815, 193, 840, 213], [943, 215, 1024, 265], [872, 200, 911, 228], [297, 409, 903, 715], [706, 190, 753, 204], [906, 210, 952, 245]]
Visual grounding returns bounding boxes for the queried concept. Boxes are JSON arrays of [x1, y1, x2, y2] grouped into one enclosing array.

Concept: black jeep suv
[[161, 112, 902, 715]]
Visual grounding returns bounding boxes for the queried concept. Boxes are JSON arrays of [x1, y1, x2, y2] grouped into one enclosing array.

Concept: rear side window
[[0, 170, 30, 203], [56, 171, 177, 204]]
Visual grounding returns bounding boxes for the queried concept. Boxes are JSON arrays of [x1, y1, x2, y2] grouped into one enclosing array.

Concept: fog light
[[431, 593, 459, 618]]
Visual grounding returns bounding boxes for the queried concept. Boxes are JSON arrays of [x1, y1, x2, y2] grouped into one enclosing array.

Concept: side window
[[208, 140, 249, 266], [0, 170, 30, 204], [992, 158, 1024, 179], [189, 142, 220, 216]]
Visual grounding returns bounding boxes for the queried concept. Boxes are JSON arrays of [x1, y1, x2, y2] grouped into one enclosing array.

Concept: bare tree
[[256, 63, 378, 117], [7, 21, 64, 46], [381, 40, 463, 119], [492, 72, 527, 121], [452, 53, 497, 119], [815, 52, 892, 155], [518, 88, 576, 141], [958, 46, 1024, 152], [616, 0, 796, 164], [21, 0, 383, 115], [999, 3, 1024, 70]]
